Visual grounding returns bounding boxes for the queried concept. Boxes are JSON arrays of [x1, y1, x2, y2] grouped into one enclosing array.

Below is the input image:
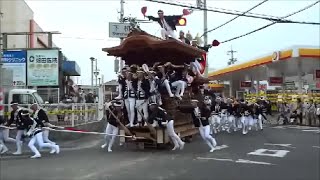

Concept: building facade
[[0, 0, 81, 103]]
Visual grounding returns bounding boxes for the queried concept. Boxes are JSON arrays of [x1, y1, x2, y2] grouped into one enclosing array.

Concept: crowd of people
[[0, 102, 60, 158]]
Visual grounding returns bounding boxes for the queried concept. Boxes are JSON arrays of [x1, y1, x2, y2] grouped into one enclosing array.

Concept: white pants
[[190, 61, 202, 76], [15, 130, 24, 153], [104, 123, 119, 151], [209, 115, 221, 134], [160, 28, 179, 40], [125, 97, 136, 126], [42, 129, 56, 144], [115, 84, 123, 98], [161, 79, 174, 96], [228, 115, 236, 130], [167, 120, 184, 148], [0, 130, 8, 151], [199, 125, 217, 149], [257, 114, 263, 130], [171, 80, 185, 97], [136, 99, 148, 123], [28, 132, 56, 156], [0, 128, 16, 143]]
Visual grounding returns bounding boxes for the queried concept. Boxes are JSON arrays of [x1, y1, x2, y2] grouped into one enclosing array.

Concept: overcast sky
[[25, 0, 320, 85]]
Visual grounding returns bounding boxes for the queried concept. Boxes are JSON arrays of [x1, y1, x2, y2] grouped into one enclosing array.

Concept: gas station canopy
[[208, 46, 320, 81]]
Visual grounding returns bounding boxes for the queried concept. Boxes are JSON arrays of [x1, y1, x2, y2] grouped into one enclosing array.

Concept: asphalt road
[[1, 125, 319, 180]]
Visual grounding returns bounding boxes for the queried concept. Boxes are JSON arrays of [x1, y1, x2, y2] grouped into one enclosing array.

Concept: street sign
[[268, 77, 283, 86], [109, 22, 131, 38], [240, 81, 252, 88], [1, 50, 27, 86]]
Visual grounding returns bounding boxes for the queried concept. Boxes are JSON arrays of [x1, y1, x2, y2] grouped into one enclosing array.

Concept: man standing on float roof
[[147, 10, 182, 40]]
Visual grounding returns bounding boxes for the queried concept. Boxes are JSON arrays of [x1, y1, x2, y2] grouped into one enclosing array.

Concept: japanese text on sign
[[109, 22, 132, 38]]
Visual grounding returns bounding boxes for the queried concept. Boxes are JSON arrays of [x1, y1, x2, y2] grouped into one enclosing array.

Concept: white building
[[0, 0, 56, 49]]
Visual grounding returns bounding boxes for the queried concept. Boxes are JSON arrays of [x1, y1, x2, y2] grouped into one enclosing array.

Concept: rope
[[0, 126, 142, 140], [221, 1, 320, 44], [43, 127, 142, 139], [201, 0, 269, 38]]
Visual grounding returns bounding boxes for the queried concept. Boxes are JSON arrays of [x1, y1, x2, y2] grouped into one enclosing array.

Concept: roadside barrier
[[0, 103, 99, 127]]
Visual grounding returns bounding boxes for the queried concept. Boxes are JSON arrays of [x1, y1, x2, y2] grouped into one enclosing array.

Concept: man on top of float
[[147, 10, 182, 40]]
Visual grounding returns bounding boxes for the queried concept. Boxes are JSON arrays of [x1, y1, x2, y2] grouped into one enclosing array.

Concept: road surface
[[1, 125, 319, 180]]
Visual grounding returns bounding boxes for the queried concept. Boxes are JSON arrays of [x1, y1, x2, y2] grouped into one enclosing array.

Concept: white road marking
[[264, 143, 296, 148], [302, 129, 320, 133], [214, 145, 229, 150], [271, 126, 286, 129], [235, 159, 274, 166], [248, 149, 290, 158], [196, 157, 275, 165], [196, 157, 233, 162], [312, 146, 320, 149]]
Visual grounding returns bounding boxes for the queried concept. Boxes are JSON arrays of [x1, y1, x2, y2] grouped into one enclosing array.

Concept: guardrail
[[0, 103, 99, 127]]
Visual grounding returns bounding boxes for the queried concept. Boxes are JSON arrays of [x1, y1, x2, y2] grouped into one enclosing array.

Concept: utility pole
[[203, 0, 209, 77], [227, 46, 237, 65], [119, 0, 125, 71], [0, 5, 3, 95]]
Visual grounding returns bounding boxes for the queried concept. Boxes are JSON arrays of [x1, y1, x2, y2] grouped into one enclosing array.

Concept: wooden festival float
[[102, 29, 210, 149]]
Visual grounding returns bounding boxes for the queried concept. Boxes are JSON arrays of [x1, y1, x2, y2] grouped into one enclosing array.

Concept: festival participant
[[226, 98, 236, 133], [178, 99, 217, 152], [135, 70, 150, 126], [190, 40, 212, 77], [253, 99, 265, 130], [179, 30, 190, 44], [102, 101, 123, 152], [5, 102, 24, 155], [154, 65, 175, 98], [165, 63, 186, 100], [30, 103, 58, 149], [239, 99, 254, 135], [123, 72, 137, 127], [20, 110, 59, 158], [0, 116, 10, 154], [148, 70, 162, 105], [115, 68, 128, 100], [212, 97, 227, 132], [147, 10, 183, 40], [148, 102, 185, 150]]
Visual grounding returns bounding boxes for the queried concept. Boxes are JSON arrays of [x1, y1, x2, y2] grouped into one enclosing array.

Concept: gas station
[[208, 46, 320, 103]]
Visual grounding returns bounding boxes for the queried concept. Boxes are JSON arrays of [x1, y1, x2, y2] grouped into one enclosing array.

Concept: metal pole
[[203, 0, 209, 77], [95, 59, 98, 87], [90, 57, 95, 91], [119, 0, 125, 70]]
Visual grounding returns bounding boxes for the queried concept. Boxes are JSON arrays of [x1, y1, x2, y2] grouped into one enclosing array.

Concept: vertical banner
[[1, 50, 27, 86], [27, 49, 59, 86], [199, 52, 207, 74]]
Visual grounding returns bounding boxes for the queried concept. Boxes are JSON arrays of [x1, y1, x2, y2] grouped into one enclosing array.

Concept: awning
[[63, 61, 81, 76], [208, 46, 320, 81]]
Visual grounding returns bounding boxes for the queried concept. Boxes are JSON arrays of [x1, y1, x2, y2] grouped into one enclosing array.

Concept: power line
[[221, 1, 320, 44], [162, 0, 282, 20], [145, 0, 320, 25], [201, 0, 269, 38]]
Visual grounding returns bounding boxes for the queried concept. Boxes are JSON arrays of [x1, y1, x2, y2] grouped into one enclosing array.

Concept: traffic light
[[176, 18, 187, 26]]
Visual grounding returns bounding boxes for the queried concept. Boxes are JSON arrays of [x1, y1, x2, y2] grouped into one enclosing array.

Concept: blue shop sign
[[1, 50, 27, 63]]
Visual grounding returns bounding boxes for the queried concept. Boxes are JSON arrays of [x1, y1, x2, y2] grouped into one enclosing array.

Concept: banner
[[27, 50, 59, 86], [1, 51, 27, 86]]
